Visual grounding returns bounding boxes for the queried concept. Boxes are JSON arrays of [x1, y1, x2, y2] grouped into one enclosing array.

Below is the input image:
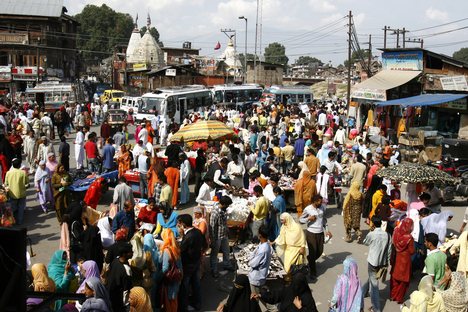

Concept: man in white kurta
[[37, 137, 55, 164], [24, 131, 37, 173], [74, 128, 85, 169]]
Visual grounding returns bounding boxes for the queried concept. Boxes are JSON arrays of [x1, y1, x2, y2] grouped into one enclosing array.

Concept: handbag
[[289, 254, 309, 276], [375, 266, 388, 282], [164, 249, 182, 282]]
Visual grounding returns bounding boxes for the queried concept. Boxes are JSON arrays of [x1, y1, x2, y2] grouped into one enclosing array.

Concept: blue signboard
[[382, 51, 423, 71]]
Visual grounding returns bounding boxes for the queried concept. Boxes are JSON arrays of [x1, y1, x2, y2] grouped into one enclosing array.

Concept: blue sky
[[65, 0, 468, 65]]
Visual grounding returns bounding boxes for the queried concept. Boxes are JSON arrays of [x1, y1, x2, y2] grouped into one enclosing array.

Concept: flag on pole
[[214, 41, 221, 50]]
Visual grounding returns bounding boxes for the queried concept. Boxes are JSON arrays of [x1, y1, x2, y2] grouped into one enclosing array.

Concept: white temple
[[220, 38, 242, 70], [126, 14, 164, 68]]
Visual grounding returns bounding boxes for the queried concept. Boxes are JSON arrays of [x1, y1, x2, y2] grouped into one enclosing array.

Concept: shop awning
[[351, 70, 422, 101], [376, 93, 468, 107]]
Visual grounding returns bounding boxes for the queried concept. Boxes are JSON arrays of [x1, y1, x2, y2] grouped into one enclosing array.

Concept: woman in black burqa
[[217, 274, 260, 312], [259, 272, 318, 312]]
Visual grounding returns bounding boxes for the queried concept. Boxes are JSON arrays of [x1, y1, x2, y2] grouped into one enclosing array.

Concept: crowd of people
[[0, 97, 467, 312]]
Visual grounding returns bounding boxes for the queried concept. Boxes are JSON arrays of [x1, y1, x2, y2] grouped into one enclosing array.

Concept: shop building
[[0, 0, 79, 100]]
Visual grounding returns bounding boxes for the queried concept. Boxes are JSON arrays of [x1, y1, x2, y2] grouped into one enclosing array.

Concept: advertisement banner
[[0, 66, 11, 82], [351, 88, 386, 101], [440, 75, 468, 91], [382, 51, 423, 71]]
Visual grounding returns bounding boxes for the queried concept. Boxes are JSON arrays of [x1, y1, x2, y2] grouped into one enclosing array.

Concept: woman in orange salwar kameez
[[117, 144, 132, 177], [164, 161, 180, 209]]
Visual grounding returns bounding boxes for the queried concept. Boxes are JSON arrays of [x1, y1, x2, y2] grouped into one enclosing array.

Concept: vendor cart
[[68, 170, 119, 198]]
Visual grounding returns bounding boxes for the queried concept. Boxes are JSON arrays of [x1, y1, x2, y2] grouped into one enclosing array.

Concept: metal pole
[[244, 18, 247, 83], [383, 26, 387, 49], [254, 0, 259, 83], [402, 27, 406, 48], [346, 11, 352, 108], [368, 34, 372, 77], [36, 37, 40, 84]]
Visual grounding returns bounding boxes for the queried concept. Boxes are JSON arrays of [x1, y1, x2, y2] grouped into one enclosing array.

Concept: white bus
[[263, 85, 313, 105], [212, 84, 263, 111], [139, 85, 212, 123], [25, 82, 76, 111]]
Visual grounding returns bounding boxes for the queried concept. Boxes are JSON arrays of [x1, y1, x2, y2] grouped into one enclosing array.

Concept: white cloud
[[309, 0, 337, 13], [425, 7, 448, 21]]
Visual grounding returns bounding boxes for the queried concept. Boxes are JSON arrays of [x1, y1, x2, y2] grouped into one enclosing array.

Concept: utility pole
[[254, 0, 259, 83], [238, 16, 248, 83], [383, 26, 388, 49], [404, 38, 424, 49], [36, 37, 40, 84], [367, 34, 372, 77], [346, 10, 352, 108], [402, 27, 406, 48]]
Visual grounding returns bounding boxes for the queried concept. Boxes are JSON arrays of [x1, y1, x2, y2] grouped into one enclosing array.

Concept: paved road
[[19, 125, 467, 311]]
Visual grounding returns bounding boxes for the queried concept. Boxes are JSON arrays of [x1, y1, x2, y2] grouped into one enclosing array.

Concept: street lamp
[[238, 16, 247, 83]]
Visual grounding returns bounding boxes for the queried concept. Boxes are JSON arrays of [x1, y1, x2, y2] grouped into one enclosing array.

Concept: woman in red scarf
[[390, 218, 415, 303]]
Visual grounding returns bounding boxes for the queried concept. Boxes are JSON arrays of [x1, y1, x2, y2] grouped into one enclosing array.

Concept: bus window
[[214, 91, 223, 103], [187, 98, 195, 110], [194, 97, 200, 109], [305, 94, 311, 102], [298, 94, 304, 102]]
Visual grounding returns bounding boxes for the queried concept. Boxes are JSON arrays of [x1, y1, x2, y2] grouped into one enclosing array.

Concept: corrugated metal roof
[[1, 0, 64, 18]]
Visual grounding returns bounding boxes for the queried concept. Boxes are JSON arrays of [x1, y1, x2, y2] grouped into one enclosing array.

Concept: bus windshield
[[140, 97, 163, 113], [218, 89, 262, 103]]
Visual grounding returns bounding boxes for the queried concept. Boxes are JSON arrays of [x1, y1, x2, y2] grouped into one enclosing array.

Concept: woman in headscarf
[[342, 181, 364, 242], [421, 211, 454, 246], [77, 260, 101, 294], [81, 276, 112, 312], [402, 275, 445, 312], [294, 170, 316, 214], [51, 164, 72, 224], [69, 200, 86, 263], [217, 274, 261, 312], [137, 197, 159, 225], [97, 217, 115, 249], [35, 160, 53, 213], [449, 230, 468, 277], [155, 202, 179, 238], [47, 250, 74, 310], [129, 286, 152, 312], [81, 224, 105, 272], [259, 272, 318, 312], [390, 218, 415, 304], [439, 271, 468, 312], [316, 142, 332, 165], [159, 228, 183, 312], [330, 256, 363, 312], [117, 144, 132, 177], [362, 175, 383, 223], [143, 233, 162, 309], [296, 161, 310, 179], [27, 263, 56, 309], [46, 153, 58, 176], [275, 213, 307, 274]]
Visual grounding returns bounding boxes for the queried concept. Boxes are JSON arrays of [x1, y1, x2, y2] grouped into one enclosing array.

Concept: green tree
[[453, 47, 468, 64], [264, 42, 289, 66], [344, 49, 370, 67], [74, 4, 134, 61], [238, 53, 259, 66], [140, 26, 164, 46], [295, 56, 323, 66]]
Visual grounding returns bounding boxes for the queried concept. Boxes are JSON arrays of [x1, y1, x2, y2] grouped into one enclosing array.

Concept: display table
[[234, 243, 286, 279]]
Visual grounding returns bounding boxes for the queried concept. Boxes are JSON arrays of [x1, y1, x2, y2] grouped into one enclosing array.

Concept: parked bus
[[25, 82, 76, 111], [262, 85, 313, 105], [212, 84, 263, 111], [139, 85, 212, 123]]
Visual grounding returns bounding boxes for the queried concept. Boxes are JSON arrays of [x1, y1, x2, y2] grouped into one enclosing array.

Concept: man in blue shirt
[[294, 133, 305, 160], [249, 225, 274, 310], [102, 138, 115, 172], [112, 200, 136, 238]]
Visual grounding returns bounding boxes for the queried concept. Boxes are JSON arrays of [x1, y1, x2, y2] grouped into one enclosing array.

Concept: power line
[[418, 25, 468, 38], [411, 17, 468, 32]]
